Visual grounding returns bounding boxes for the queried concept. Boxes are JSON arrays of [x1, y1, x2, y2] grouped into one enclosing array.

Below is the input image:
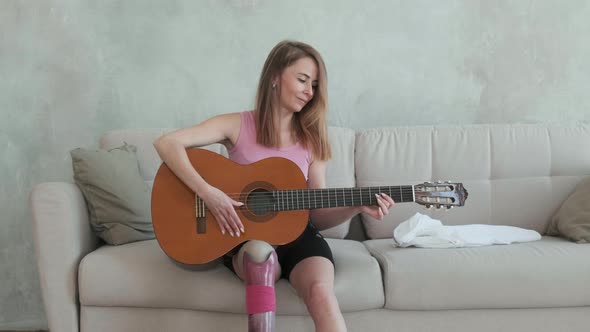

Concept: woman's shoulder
[[217, 110, 253, 122], [216, 111, 253, 150], [200, 112, 241, 132], [214, 111, 242, 121]]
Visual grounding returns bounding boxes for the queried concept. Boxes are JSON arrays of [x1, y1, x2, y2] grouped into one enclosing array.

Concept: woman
[[154, 40, 394, 332]]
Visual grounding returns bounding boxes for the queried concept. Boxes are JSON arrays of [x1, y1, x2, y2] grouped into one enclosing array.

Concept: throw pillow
[[547, 177, 590, 243], [71, 142, 154, 245]]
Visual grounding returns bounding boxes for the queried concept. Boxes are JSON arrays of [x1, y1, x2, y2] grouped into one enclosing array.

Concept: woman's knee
[[303, 280, 336, 308]]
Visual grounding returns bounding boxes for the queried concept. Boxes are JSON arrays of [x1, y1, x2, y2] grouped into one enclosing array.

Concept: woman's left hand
[[359, 193, 395, 221]]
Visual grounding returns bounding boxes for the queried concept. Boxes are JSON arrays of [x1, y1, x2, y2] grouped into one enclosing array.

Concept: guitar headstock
[[414, 181, 468, 209]]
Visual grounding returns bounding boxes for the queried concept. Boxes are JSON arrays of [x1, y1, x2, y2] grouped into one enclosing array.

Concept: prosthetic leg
[[238, 240, 279, 332]]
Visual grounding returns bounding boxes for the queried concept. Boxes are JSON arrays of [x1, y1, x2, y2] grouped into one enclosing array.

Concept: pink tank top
[[228, 111, 311, 180]]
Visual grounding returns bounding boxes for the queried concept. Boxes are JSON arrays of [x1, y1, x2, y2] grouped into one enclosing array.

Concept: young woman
[[153, 40, 394, 332]]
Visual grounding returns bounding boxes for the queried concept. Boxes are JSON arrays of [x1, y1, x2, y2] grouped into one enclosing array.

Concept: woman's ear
[[271, 74, 281, 88]]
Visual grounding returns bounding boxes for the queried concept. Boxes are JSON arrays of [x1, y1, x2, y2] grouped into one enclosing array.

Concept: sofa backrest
[[355, 124, 590, 239], [99, 126, 356, 239]]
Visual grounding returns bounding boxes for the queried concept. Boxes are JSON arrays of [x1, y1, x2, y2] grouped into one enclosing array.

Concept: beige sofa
[[30, 123, 590, 332]]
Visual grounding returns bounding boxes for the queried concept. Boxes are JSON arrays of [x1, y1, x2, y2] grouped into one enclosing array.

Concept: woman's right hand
[[200, 185, 245, 237]]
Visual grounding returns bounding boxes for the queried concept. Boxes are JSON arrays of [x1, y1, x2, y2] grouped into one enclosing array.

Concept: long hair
[[254, 40, 331, 161]]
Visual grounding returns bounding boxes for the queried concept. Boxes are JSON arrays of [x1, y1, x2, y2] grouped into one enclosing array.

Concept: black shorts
[[223, 221, 334, 280]]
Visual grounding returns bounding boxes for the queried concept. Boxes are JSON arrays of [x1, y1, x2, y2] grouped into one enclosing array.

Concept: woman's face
[[275, 57, 318, 114]]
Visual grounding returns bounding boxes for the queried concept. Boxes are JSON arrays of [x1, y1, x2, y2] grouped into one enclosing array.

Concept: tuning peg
[[435, 205, 442, 210], [425, 204, 432, 209]]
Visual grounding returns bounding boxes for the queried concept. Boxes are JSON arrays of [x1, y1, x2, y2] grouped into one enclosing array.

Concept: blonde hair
[[254, 40, 331, 161]]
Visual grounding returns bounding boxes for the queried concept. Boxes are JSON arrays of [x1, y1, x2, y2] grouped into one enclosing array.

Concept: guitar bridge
[[196, 194, 206, 234]]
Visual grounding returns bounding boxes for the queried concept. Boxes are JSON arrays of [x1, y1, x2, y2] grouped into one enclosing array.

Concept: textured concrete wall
[[1, 0, 589, 329]]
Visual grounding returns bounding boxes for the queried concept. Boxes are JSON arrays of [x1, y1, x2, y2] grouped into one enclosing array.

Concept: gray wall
[[1, 0, 589, 329]]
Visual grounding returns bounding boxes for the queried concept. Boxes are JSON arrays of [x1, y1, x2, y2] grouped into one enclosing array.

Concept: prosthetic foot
[[242, 248, 278, 332]]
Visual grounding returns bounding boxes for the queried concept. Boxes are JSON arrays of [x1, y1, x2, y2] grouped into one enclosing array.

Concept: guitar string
[[192, 187, 453, 211], [211, 191, 416, 202], [195, 190, 420, 211], [203, 188, 418, 202], [216, 191, 417, 199], [193, 184, 449, 195], [206, 187, 418, 198]]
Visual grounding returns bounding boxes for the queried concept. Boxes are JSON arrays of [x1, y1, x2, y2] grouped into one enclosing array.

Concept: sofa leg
[[243, 250, 278, 332]]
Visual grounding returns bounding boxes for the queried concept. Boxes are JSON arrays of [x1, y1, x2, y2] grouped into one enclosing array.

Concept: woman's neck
[[274, 108, 297, 147]]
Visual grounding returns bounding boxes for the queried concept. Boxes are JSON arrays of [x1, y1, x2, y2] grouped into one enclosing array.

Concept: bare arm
[[153, 113, 239, 194], [307, 159, 395, 231], [153, 112, 245, 236]]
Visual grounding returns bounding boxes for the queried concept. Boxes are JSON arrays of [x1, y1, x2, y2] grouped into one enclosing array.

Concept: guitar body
[[151, 148, 309, 265]]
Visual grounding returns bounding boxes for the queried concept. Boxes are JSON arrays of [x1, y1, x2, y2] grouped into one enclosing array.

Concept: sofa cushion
[[99, 128, 223, 181], [100, 126, 356, 239], [547, 176, 590, 243], [364, 236, 590, 310], [70, 143, 154, 245], [355, 124, 590, 239], [79, 238, 384, 314]]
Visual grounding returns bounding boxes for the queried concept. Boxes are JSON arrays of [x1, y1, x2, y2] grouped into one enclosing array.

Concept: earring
[[272, 83, 277, 89]]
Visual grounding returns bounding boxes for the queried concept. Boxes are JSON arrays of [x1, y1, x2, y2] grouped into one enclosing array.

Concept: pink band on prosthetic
[[246, 285, 276, 314], [243, 250, 278, 316]]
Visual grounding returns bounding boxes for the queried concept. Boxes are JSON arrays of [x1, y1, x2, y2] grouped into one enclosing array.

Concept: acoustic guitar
[[151, 148, 468, 265]]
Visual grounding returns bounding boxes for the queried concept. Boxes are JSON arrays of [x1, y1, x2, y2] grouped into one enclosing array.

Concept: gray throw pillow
[[71, 142, 154, 245], [547, 177, 590, 243]]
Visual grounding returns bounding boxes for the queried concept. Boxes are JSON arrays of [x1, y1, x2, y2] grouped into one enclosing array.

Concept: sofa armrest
[[30, 182, 99, 332]]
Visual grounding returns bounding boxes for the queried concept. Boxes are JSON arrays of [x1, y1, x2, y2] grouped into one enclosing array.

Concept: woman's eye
[[298, 79, 306, 83]]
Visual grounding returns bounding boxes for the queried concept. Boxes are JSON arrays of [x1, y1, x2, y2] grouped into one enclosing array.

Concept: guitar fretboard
[[272, 186, 414, 211]]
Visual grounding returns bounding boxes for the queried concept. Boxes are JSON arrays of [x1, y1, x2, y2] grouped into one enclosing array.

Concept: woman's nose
[[303, 83, 313, 95]]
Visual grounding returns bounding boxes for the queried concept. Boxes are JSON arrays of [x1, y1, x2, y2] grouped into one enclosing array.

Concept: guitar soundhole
[[246, 189, 275, 216], [240, 181, 278, 223]]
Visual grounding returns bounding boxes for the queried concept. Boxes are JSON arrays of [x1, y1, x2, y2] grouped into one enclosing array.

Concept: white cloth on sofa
[[393, 213, 541, 248]]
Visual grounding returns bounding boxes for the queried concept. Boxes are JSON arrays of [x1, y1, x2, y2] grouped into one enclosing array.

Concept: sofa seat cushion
[[364, 236, 590, 310], [79, 238, 384, 314]]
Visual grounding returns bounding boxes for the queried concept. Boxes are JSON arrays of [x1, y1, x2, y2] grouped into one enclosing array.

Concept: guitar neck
[[272, 185, 415, 211]]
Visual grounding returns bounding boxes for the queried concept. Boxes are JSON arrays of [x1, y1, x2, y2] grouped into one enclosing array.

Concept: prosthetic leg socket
[[243, 250, 278, 332]]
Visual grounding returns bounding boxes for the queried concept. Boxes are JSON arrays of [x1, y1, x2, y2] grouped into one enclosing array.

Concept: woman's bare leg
[[289, 257, 346, 332]]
